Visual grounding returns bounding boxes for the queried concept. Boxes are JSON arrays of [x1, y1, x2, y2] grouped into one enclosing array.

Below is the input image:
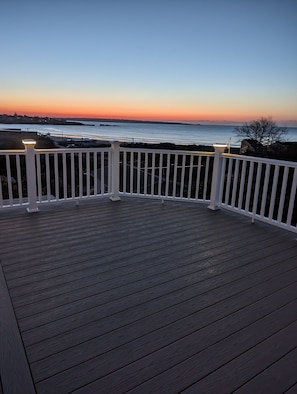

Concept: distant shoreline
[[2, 129, 297, 161], [0, 114, 90, 126], [0, 113, 199, 127], [2, 114, 296, 128], [0, 129, 221, 151], [67, 117, 198, 126]]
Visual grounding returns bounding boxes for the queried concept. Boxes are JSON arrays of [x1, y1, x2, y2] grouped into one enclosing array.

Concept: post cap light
[[22, 139, 37, 146], [213, 143, 227, 148]]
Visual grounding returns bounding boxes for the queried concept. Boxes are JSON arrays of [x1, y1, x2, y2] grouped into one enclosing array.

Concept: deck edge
[[0, 261, 36, 394]]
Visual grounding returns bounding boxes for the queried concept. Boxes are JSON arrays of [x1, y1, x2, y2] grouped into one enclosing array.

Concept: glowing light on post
[[208, 143, 227, 211], [22, 139, 37, 146]]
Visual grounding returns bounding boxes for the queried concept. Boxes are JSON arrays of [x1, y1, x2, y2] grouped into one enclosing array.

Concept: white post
[[208, 144, 226, 211], [23, 139, 39, 213], [110, 141, 121, 201]]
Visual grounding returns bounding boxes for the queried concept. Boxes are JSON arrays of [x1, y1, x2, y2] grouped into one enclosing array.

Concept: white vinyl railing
[[0, 150, 27, 208], [34, 148, 112, 203], [0, 140, 296, 233], [218, 153, 297, 232], [0, 142, 113, 210], [119, 146, 213, 202]]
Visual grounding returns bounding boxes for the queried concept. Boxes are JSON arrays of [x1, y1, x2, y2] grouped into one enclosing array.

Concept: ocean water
[[1, 121, 297, 147]]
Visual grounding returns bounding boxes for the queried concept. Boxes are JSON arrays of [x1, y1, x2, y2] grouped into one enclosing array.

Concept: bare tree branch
[[234, 117, 287, 146]]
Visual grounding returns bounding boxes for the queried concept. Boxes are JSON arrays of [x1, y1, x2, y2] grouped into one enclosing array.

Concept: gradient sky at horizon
[[1, 0, 297, 124]]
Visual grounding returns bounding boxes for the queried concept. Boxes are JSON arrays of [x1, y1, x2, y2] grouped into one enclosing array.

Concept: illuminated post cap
[[213, 143, 227, 149], [22, 139, 37, 146]]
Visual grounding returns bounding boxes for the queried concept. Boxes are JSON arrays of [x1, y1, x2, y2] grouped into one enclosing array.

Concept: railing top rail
[[222, 152, 297, 167], [0, 147, 113, 155], [0, 146, 214, 156], [120, 146, 215, 156], [34, 147, 113, 154], [0, 149, 26, 154], [1, 145, 296, 167]]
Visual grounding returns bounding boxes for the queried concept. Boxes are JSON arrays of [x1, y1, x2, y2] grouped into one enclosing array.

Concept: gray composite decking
[[0, 198, 297, 394]]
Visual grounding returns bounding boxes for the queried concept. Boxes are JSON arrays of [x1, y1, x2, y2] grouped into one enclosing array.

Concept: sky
[[1, 0, 297, 124]]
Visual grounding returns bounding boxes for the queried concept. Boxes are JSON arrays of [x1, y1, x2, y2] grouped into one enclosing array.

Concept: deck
[[0, 199, 297, 393]]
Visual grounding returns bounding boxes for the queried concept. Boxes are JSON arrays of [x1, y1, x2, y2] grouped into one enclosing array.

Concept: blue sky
[[1, 0, 296, 124]]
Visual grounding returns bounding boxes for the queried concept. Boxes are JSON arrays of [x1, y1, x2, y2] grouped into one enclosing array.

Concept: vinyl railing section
[[119, 146, 214, 202], [0, 140, 296, 233], [0, 149, 27, 209], [217, 152, 297, 233], [0, 141, 113, 210]]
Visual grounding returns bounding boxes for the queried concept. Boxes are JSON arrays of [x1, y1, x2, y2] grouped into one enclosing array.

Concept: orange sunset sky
[[1, 0, 297, 125]]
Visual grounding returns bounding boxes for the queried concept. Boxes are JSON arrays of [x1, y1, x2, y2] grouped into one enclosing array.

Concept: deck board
[[210, 346, 297, 394], [15, 237, 295, 319], [31, 282, 297, 383], [27, 274, 297, 364], [0, 199, 296, 393], [0, 265, 35, 394]]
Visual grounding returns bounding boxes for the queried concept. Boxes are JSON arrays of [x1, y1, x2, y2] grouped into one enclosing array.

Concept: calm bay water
[[1, 121, 297, 147]]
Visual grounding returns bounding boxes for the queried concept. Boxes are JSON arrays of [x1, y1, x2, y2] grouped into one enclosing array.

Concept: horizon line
[[1, 112, 297, 126]]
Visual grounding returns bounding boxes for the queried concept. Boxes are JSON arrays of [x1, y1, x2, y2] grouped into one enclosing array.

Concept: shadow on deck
[[0, 199, 297, 393]]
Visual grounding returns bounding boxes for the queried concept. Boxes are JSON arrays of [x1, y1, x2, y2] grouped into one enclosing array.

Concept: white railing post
[[23, 139, 39, 213], [208, 144, 226, 211], [110, 141, 121, 201]]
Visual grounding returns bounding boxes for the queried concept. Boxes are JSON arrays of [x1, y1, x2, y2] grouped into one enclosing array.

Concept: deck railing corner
[[22, 139, 39, 213], [208, 144, 227, 211], [110, 141, 121, 202]]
